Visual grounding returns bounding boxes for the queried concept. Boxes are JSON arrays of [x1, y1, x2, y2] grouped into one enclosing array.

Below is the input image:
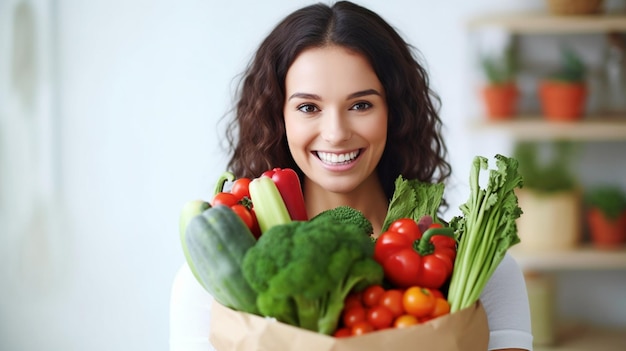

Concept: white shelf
[[469, 116, 626, 141], [467, 12, 626, 34], [534, 324, 626, 351], [510, 246, 626, 271]]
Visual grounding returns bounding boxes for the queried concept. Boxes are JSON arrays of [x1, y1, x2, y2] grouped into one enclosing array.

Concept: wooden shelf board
[[510, 245, 626, 271], [467, 12, 626, 34], [534, 324, 626, 351], [469, 116, 626, 141]]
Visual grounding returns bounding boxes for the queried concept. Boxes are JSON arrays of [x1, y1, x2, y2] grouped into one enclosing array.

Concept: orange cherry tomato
[[402, 286, 436, 318], [393, 314, 419, 328], [430, 297, 451, 318]]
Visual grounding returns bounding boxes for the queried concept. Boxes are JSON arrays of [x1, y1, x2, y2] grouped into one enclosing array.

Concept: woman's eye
[[351, 102, 372, 110], [297, 104, 319, 113]]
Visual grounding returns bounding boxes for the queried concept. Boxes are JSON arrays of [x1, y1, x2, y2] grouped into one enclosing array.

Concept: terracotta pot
[[539, 81, 587, 121], [482, 83, 518, 120], [586, 208, 626, 248]]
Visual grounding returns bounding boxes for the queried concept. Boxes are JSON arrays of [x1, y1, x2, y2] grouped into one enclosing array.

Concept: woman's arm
[[169, 263, 216, 351], [480, 253, 534, 351]]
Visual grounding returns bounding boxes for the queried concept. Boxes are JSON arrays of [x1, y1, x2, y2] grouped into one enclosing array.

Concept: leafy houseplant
[[584, 185, 626, 248], [480, 46, 519, 120], [539, 47, 587, 121], [513, 141, 582, 251]]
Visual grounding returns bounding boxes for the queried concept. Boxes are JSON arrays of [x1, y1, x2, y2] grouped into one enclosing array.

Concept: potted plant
[[539, 47, 587, 121], [480, 45, 519, 120], [513, 141, 582, 251], [584, 185, 626, 248]]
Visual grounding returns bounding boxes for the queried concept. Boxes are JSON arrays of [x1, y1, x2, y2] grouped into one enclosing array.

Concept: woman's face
[[283, 45, 388, 194]]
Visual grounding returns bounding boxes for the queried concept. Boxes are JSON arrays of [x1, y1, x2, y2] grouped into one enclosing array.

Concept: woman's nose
[[320, 109, 351, 144]]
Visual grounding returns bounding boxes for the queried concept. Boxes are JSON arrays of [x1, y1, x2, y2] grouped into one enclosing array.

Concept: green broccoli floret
[[310, 205, 374, 236], [241, 217, 383, 335]]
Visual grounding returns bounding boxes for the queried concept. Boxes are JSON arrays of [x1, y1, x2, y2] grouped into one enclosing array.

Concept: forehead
[[285, 46, 382, 95]]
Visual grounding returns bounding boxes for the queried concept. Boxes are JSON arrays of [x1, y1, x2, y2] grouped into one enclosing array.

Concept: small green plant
[[585, 185, 626, 220], [513, 141, 578, 193], [481, 45, 517, 85], [548, 47, 586, 83]]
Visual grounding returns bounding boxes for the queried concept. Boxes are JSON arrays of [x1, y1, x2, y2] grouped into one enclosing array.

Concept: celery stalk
[[447, 154, 523, 312]]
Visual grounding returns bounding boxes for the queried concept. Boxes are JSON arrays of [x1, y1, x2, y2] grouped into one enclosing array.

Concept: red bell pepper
[[261, 168, 308, 221], [374, 218, 456, 289]]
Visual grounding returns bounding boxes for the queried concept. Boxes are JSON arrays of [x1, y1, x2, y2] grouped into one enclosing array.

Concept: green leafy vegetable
[[447, 154, 524, 312], [381, 176, 446, 233]]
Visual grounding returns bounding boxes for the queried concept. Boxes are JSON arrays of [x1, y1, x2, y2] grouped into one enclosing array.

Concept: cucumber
[[184, 205, 259, 314]]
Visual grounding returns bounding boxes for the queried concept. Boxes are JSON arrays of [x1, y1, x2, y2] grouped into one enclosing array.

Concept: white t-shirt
[[169, 253, 533, 351]]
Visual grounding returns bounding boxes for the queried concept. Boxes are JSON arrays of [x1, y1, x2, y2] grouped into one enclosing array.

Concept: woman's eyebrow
[[347, 89, 381, 99], [287, 89, 381, 101], [287, 92, 321, 101]]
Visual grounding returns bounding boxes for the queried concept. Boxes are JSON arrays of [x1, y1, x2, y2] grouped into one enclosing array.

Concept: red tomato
[[393, 314, 419, 328], [342, 306, 366, 328], [351, 321, 374, 336], [366, 305, 394, 330], [361, 285, 385, 307], [428, 288, 444, 299], [402, 286, 436, 318], [231, 204, 254, 229], [231, 177, 251, 200], [333, 327, 352, 338], [378, 289, 404, 318], [211, 192, 239, 207], [344, 292, 363, 310]]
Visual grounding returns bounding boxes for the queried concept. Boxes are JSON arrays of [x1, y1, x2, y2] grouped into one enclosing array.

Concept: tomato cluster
[[212, 177, 262, 238], [334, 284, 450, 337]]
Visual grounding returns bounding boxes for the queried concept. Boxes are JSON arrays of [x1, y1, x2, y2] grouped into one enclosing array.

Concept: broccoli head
[[241, 216, 383, 335], [310, 205, 374, 237]]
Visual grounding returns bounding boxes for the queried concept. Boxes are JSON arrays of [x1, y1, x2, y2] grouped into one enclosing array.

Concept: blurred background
[[1, 0, 625, 350]]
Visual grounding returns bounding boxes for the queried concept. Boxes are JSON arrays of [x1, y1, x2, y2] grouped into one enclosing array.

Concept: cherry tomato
[[428, 288, 444, 299], [230, 177, 251, 200], [333, 327, 352, 338], [403, 286, 436, 318], [362, 285, 385, 307], [344, 292, 363, 310], [351, 321, 374, 336], [430, 297, 451, 318], [230, 204, 254, 230], [211, 192, 239, 207], [366, 305, 394, 330], [393, 314, 419, 328], [342, 306, 366, 328], [379, 289, 404, 318]]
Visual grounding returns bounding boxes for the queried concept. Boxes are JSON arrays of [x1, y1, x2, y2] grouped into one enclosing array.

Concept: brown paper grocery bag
[[209, 300, 489, 351]]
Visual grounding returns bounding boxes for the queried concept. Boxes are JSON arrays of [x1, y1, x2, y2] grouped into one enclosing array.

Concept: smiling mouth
[[315, 150, 361, 165]]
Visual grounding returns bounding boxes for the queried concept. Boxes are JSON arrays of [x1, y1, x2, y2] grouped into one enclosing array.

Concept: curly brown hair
[[223, 1, 451, 199]]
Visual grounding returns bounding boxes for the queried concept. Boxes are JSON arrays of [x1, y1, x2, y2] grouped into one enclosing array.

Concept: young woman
[[170, 2, 532, 350]]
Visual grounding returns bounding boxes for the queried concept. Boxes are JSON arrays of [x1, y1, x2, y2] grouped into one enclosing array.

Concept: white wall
[[1, 1, 624, 350]]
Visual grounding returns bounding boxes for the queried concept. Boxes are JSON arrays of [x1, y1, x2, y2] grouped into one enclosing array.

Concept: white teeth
[[317, 151, 359, 164]]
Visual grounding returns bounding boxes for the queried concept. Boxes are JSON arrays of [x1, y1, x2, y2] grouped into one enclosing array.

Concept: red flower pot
[[587, 208, 626, 248], [539, 81, 587, 121]]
